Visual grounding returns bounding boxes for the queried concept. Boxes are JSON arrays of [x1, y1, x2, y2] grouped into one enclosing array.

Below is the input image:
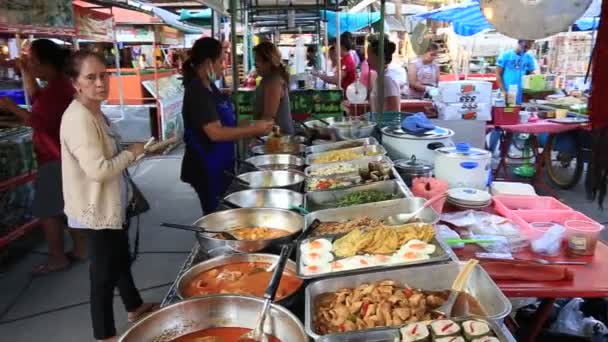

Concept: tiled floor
[[1, 149, 606, 341]]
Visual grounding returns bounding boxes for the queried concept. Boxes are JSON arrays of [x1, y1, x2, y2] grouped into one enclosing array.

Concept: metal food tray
[[305, 166, 398, 193], [306, 144, 387, 165], [304, 180, 407, 212], [304, 155, 391, 177], [314, 317, 514, 342], [305, 137, 379, 154], [297, 199, 447, 280], [305, 262, 512, 340]]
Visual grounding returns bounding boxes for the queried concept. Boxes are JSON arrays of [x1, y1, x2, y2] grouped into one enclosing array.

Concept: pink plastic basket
[[493, 195, 572, 218]]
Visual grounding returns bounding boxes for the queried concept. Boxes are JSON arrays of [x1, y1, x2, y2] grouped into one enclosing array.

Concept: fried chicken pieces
[[314, 280, 448, 334]]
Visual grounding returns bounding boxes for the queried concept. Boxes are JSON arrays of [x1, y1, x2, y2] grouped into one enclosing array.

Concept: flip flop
[[127, 303, 159, 323], [31, 261, 70, 276]]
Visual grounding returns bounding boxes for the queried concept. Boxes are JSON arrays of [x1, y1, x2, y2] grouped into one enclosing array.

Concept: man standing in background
[[496, 40, 537, 105]]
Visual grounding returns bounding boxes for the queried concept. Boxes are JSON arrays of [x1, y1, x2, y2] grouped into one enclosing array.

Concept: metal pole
[[230, 0, 238, 93], [336, 7, 341, 90], [110, 11, 125, 108], [377, 0, 386, 118], [16, 33, 31, 111], [243, 9, 249, 73]]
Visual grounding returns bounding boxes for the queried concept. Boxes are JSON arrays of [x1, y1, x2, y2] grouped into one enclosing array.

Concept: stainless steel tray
[[304, 155, 391, 177], [297, 199, 447, 280], [304, 198, 439, 228], [306, 144, 387, 165], [304, 180, 406, 212], [316, 329, 400, 342], [305, 262, 512, 340], [314, 317, 514, 342], [305, 167, 398, 193], [305, 137, 379, 154]]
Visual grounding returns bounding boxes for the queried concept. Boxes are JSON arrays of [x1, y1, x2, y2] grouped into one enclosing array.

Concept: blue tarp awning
[[413, 0, 600, 36], [320, 10, 381, 38]]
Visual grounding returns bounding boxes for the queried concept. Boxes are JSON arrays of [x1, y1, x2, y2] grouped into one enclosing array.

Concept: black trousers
[[89, 228, 143, 339]]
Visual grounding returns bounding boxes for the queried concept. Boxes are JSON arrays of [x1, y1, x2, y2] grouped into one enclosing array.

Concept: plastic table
[[455, 235, 608, 341], [491, 120, 590, 194]]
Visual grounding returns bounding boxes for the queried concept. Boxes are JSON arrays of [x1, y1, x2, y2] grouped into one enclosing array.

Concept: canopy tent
[[413, 0, 601, 37], [179, 9, 213, 26], [320, 10, 380, 38]]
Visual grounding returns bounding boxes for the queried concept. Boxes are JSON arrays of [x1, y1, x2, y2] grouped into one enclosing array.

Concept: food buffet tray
[[314, 318, 514, 342], [304, 198, 439, 229], [306, 144, 387, 165], [297, 198, 447, 279], [305, 165, 398, 193], [305, 137, 379, 154], [304, 262, 512, 340], [304, 180, 407, 212], [304, 155, 390, 177]]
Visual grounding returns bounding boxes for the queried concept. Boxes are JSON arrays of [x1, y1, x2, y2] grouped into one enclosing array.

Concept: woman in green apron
[[181, 37, 273, 214]]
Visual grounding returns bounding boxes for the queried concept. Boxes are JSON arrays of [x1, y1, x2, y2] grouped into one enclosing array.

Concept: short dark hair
[[369, 35, 397, 65], [427, 43, 440, 53], [339, 31, 354, 51], [30, 39, 70, 73], [65, 50, 106, 80]]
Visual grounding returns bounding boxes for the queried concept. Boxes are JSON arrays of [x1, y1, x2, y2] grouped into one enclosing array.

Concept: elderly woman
[[60, 51, 156, 342]]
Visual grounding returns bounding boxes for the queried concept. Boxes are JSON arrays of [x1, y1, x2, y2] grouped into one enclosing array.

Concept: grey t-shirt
[[254, 74, 294, 135]]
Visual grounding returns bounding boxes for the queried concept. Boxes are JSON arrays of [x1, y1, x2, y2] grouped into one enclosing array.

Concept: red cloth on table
[[481, 261, 574, 282], [495, 120, 590, 134], [340, 53, 356, 90], [27, 75, 75, 165]]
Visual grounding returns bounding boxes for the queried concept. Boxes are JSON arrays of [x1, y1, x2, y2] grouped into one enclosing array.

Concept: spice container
[[393, 156, 433, 186], [566, 220, 604, 256]]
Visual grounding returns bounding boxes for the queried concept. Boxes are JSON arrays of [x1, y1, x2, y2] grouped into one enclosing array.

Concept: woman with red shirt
[[312, 35, 356, 90], [0, 39, 86, 274]]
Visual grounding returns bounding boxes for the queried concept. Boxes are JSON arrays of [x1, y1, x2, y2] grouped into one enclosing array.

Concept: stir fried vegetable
[[337, 190, 394, 207]]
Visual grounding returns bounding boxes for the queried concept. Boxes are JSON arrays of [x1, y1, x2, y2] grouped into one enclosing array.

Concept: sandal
[[31, 261, 70, 276], [127, 303, 159, 323]]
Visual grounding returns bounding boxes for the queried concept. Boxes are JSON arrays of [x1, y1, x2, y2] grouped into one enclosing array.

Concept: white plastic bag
[[551, 298, 585, 336]]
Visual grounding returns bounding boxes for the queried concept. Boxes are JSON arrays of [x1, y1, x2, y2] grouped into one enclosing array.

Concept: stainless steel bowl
[[118, 295, 307, 342], [194, 208, 304, 253], [176, 253, 302, 304], [258, 135, 308, 145], [250, 143, 306, 155], [223, 188, 303, 209], [237, 170, 307, 191], [245, 154, 305, 171], [330, 120, 377, 140], [304, 117, 339, 138]]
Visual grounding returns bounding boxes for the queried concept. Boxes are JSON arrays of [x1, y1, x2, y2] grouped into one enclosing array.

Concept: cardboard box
[[438, 80, 493, 103], [436, 102, 492, 121]]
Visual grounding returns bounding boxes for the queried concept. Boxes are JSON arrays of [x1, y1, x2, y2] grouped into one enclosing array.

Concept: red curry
[[183, 262, 303, 300], [173, 327, 281, 342]]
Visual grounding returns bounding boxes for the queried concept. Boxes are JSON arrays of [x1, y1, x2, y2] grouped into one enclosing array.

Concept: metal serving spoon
[[433, 259, 479, 317], [386, 193, 447, 226], [160, 222, 239, 241]]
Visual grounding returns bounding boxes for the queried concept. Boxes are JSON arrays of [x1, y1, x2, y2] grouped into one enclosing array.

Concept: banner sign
[[0, 0, 75, 35], [116, 25, 154, 43], [74, 5, 114, 42]]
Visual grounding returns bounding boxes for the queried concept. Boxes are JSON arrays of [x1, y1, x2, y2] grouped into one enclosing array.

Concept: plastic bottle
[[507, 85, 518, 107]]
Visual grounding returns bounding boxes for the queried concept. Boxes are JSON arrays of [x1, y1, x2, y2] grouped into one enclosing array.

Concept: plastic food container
[[509, 210, 599, 240], [566, 220, 604, 256]]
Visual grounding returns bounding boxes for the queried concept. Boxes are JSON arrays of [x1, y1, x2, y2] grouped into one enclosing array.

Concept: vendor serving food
[[181, 37, 273, 214]]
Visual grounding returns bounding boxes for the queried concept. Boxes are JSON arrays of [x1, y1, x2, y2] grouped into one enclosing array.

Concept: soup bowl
[[118, 294, 307, 342], [176, 253, 303, 307]]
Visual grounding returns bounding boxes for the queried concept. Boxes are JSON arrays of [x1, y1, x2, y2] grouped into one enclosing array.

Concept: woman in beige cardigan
[[61, 51, 156, 342]]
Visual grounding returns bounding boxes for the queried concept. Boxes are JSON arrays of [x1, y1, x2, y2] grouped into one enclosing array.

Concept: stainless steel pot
[[244, 154, 305, 171], [176, 253, 302, 306], [250, 143, 306, 155], [304, 117, 339, 138], [194, 208, 304, 253], [330, 120, 377, 140], [223, 188, 303, 209], [258, 135, 308, 145], [118, 295, 307, 342], [236, 170, 306, 191]]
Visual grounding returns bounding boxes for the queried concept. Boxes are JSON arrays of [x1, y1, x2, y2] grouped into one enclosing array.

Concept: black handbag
[[126, 177, 150, 219]]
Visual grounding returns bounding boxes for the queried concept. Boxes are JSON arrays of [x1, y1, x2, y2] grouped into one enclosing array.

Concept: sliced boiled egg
[[302, 263, 330, 275], [370, 254, 391, 265], [300, 238, 332, 254], [341, 255, 374, 269], [301, 251, 334, 266], [330, 260, 346, 272]]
